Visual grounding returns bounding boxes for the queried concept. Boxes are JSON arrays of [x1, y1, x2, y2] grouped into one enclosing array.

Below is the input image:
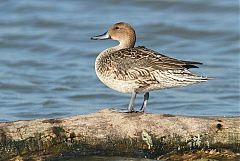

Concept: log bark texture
[[0, 109, 239, 160]]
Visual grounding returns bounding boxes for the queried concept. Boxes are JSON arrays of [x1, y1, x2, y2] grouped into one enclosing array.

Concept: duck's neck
[[98, 32, 136, 57], [120, 33, 136, 49], [100, 44, 130, 56], [96, 38, 136, 72], [101, 37, 136, 55]]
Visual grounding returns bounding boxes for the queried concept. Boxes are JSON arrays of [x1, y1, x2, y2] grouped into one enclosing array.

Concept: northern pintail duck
[[91, 22, 209, 112]]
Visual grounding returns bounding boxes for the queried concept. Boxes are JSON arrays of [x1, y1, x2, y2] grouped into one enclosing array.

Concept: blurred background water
[[0, 0, 239, 122]]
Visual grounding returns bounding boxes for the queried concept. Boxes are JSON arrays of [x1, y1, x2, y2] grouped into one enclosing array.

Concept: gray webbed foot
[[110, 108, 137, 113]]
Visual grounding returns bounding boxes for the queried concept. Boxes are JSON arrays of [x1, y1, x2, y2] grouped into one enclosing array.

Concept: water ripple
[[0, 0, 239, 121]]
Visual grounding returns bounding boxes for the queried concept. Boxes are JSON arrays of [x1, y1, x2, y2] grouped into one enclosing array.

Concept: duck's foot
[[136, 110, 145, 113], [110, 108, 137, 113]]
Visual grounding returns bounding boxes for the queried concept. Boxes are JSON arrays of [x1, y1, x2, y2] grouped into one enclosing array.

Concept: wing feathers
[[106, 46, 206, 81]]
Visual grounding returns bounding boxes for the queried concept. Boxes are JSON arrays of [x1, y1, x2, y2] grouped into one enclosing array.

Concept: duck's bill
[[91, 32, 110, 40]]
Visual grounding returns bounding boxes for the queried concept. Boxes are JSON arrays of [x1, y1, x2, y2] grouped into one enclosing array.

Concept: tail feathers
[[183, 60, 203, 65], [182, 60, 203, 69], [182, 74, 216, 84], [169, 69, 212, 83], [185, 71, 214, 81], [186, 75, 210, 82], [154, 69, 212, 88]]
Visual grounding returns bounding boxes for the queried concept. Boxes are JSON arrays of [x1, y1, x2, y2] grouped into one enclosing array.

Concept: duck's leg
[[128, 92, 137, 112], [139, 92, 149, 112]]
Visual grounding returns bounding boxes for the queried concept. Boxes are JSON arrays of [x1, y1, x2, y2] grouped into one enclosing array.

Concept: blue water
[[0, 0, 239, 122]]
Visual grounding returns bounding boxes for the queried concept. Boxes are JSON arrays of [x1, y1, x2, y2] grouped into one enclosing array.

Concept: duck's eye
[[115, 26, 120, 30]]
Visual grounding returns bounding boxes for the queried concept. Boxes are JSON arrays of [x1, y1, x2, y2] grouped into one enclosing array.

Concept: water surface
[[0, 0, 239, 121]]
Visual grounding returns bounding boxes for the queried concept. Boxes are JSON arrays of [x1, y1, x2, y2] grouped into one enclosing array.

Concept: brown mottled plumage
[[91, 22, 209, 112]]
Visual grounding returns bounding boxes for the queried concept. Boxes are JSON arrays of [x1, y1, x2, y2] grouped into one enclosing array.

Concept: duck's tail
[[166, 69, 213, 86]]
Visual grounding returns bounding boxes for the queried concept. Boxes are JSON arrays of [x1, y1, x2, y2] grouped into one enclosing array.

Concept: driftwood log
[[0, 109, 239, 161]]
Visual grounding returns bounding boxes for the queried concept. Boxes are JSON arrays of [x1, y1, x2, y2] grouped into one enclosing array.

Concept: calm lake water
[[0, 0, 239, 122]]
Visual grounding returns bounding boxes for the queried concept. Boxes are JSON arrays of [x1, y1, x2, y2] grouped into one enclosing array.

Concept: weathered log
[[0, 109, 239, 160]]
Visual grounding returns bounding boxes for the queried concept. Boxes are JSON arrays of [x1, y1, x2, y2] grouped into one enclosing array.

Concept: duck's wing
[[111, 46, 202, 70], [106, 46, 203, 82], [135, 46, 202, 69]]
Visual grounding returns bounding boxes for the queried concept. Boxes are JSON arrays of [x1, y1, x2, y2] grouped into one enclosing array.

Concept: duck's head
[[91, 22, 136, 48]]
